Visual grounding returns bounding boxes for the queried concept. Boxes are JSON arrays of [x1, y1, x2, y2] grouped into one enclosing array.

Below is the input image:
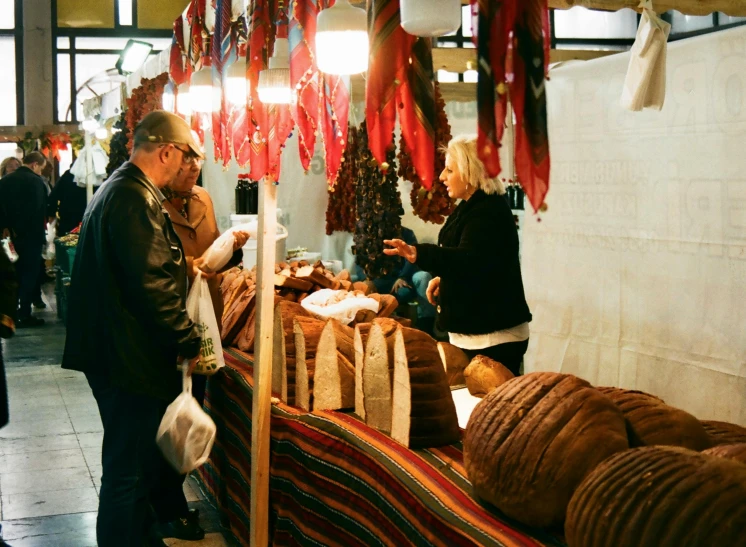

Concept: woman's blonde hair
[[442, 135, 505, 196], [0, 156, 21, 177]]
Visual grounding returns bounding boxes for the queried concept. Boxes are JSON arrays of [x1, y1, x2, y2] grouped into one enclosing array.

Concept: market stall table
[[196, 349, 565, 547]]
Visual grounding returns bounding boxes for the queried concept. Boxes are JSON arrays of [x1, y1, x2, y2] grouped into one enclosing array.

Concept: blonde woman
[[384, 135, 531, 375]]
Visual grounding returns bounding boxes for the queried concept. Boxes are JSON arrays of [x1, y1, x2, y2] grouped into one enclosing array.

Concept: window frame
[[0, 0, 24, 125]]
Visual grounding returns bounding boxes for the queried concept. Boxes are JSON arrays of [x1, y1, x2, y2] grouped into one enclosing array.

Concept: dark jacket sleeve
[[414, 214, 502, 282], [47, 175, 65, 219], [108, 195, 200, 358], [0, 246, 17, 338]]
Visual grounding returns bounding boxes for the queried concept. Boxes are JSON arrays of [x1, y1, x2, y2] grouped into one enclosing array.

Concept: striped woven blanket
[[196, 348, 565, 547]]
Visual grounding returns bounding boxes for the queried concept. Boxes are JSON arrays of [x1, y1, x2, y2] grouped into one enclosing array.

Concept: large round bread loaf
[[596, 387, 710, 450], [463, 373, 629, 528], [701, 420, 746, 446], [565, 446, 746, 547], [463, 355, 514, 397], [703, 443, 746, 465]]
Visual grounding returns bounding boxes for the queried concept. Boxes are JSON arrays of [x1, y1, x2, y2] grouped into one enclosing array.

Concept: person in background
[[384, 135, 531, 376], [0, 157, 21, 178], [0, 242, 17, 546], [151, 157, 247, 542], [62, 111, 205, 547], [0, 152, 49, 328], [354, 227, 436, 335], [47, 168, 87, 235]]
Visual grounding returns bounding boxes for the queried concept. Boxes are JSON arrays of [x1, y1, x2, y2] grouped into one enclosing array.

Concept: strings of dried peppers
[[398, 83, 455, 225], [325, 124, 358, 235], [352, 121, 404, 279]]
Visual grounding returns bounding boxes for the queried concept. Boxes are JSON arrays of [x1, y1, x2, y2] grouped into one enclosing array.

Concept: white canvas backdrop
[[523, 26, 746, 426]]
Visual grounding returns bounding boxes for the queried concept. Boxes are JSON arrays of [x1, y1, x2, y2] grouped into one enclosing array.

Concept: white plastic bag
[[621, 0, 671, 111], [200, 223, 254, 273], [156, 365, 217, 474], [186, 272, 225, 375], [2, 238, 18, 263], [300, 288, 380, 325], [43, 220, 56, 260]]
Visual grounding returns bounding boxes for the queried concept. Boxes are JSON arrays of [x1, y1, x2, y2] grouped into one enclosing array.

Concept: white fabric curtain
[[523, 26, 746, 426]]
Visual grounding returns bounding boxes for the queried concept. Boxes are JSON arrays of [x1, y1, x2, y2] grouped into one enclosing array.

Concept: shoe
[[16, 316, 45, 328], [155, 509, 204, 541], [33, 299, 47, 309]]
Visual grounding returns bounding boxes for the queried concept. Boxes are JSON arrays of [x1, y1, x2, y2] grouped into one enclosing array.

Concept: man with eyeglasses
[[62, 110, 205, 547]]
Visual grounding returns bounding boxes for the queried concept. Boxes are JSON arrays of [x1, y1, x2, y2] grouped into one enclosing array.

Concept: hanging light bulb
[[162, 81, 176, 112], [176, 82, 192, 117], [225, 60, 248, 106], [316, 0, 368, 75], [190, 65, 214, 113], [257, 37, 292, 104], [400, 0, 461, 37]]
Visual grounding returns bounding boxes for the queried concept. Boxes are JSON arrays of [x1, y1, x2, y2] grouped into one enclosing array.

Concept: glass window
[[0, 143, 21, 165], [0, 0, 14, 29], [554, 7, 638, 39], [119, 0, 133, 26], [463, 69, 477, 83], [74, 53, 120, 120], [0, 37, 16, 126], [57, 37, 71, 49], [670, 12, 713, 33], [437, 70, 458, 83], [461, 5, 473, 38], [74, 36, 171, 52], [57, 54, 72, 122], [718, 13, 746, 25]]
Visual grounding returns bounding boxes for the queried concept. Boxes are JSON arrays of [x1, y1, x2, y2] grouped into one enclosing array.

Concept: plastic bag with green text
[[186, 272, 225, 375]]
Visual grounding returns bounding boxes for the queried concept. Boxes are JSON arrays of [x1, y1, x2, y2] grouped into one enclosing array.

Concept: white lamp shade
[[176, 83, 192, 116], [95, 127, 109, 140], [162, 82, 176, 112], [257, 38, 292, 104], [225, 61, 248, 106], [81, 118, 98, 133], [190, 66, 214, 113], [316, 0, 368, 75], [400, 0, 461, 37]]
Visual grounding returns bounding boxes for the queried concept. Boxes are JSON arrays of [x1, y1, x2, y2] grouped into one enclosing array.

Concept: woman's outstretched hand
[[383, 239, 417, 263]]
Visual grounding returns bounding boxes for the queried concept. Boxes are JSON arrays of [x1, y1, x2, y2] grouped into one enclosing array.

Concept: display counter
[[196, 348, 565, 547]]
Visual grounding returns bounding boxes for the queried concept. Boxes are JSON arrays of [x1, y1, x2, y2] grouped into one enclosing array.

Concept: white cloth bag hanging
[[621, 0, 671, 111], [186, 272, 225, 375], [156, 364, 217, 474]]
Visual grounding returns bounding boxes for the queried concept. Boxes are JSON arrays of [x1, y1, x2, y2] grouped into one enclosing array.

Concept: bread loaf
[[464, 373, 629, 528], [312, 319, 356, 410], [463, 355, 514, 397], [437, 343, 470, 386], [703, 443, 746, 465], [294, 316, 325, 411], [597, 387, 710, 450], [390, 326, 461, 449], [565, 446, 746, 547], [353, 319, 399, 420], [700, 420, 746, 446]]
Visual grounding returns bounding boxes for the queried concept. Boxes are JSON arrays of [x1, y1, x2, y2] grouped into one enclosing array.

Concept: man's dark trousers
[[86, 372, 167, 546], [13, 241, 42, 319]]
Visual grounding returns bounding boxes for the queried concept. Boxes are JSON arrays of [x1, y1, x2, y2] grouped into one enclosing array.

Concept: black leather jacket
[[62, 162, 200, 401], [415, 190, 532, 335]]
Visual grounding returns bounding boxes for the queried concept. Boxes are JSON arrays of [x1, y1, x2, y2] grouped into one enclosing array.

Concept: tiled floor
[[1, 286, 232, 546]]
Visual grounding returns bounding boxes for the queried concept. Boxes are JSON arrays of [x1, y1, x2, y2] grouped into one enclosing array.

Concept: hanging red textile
[[366, 0, 435, 189], [170, 14, 189, 86], [289, 0, 320, 172], [471, 0, 550, 212], [212, 0, 233, 166], [246, 0, 294, 181]]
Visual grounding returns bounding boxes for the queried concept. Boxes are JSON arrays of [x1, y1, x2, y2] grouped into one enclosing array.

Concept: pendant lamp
[[400, 0, 461, 37], [257, 38, 292, 104], [316, 0, 368, 75], [162, 81, 176, 112], [176, 82, 192, 117], [190, 65, 214, 113], [225, 61, 249, 106]]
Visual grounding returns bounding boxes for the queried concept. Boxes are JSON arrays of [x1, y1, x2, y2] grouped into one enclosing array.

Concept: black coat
[[0, 245, 17, 428], [415, 190, 531, 335], [62, 162, 201, 401], [0, 166, 47, 246], [47, 170, 87, 235]]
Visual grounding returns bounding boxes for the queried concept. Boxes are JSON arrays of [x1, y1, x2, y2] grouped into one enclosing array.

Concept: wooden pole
[[250, 175, 277, 547]]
